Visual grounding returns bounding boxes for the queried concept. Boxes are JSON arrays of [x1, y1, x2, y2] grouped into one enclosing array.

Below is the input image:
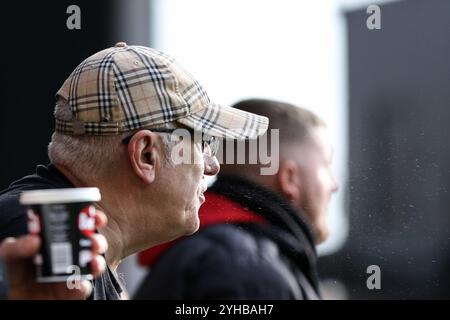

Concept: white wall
[[152, 0, 351, 254]]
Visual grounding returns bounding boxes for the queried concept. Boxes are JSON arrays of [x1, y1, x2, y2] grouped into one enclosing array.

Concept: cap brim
[[176, 103, 268, 140]]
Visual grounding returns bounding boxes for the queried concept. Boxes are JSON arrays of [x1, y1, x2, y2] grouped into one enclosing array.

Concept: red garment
[[138, 191, 267, 266]]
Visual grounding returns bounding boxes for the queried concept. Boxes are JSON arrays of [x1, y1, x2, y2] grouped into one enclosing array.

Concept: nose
[[204, 155, 220, 176]]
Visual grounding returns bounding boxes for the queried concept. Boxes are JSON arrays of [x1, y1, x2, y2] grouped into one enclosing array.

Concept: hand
[[0, 210, 108, 300]]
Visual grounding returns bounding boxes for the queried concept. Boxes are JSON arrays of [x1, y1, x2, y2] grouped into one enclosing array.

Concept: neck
[[54, 164, 129, 271]]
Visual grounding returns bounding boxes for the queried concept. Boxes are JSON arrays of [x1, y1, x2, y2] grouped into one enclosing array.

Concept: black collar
[[210, 176, 320, 291]]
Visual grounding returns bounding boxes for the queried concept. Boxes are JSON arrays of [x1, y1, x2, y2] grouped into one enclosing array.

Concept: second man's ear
[[128, 130, 160, 184], [277, 159, 300, 201]]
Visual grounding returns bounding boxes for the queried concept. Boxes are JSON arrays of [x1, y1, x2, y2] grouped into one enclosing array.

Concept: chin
[[184, 221, 200, 236], [314, 219, 330, 244], [180, 198, 203, 235], [183, 211, 200, 236], [316, 228, 329, 244]]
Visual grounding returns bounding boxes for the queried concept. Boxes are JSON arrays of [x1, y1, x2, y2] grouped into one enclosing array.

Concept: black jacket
[[0, 164, 122, 300], [134, 176, 321, 300]]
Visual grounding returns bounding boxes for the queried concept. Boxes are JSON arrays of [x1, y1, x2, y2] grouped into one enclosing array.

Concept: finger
[[94, 210, 108, 228], [81, 280, 93, 299], [65, 280, 93, 300], [49, 280, 91, 300], [0, 235, 40, 261], [90, 233, 108, 255], [90, 254, 106, 277]]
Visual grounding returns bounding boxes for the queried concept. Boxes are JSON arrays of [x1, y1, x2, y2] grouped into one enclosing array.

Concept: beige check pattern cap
[[55, 42, 268, 140]]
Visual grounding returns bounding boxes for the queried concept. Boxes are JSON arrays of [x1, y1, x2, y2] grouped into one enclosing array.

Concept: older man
[[135, 99, 337, 299], [0, 43, 268, 299]]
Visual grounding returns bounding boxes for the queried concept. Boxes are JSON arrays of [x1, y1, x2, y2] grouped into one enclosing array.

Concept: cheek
[[178, 164, 204, 201], [316, 167, 334, 197], [300, 168, 329, 214]]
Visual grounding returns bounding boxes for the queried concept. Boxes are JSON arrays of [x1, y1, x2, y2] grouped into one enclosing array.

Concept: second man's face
[[292, 126, 338, 243]]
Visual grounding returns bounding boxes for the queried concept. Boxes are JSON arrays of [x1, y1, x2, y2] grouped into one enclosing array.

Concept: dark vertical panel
[[0, 0, 151, 189], [320, 0, 450, 299], [0, 1, 113, 188], [0, 0, 151, 297]]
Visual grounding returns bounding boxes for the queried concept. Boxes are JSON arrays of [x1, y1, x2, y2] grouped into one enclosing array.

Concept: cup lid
[[20, 188, 101, 205]]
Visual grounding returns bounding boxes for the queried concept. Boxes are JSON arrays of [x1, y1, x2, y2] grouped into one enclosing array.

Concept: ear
[[127, 130, 161, 184], [277, 159, 301, 201]]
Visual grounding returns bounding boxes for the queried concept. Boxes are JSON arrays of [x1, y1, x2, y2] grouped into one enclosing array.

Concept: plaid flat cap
[[55, 42, 268, 140]]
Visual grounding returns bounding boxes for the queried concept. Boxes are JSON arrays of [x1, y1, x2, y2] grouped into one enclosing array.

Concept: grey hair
[[48, 99, 175, 181]]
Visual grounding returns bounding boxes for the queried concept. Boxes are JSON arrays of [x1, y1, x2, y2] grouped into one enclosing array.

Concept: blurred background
[[0, 0, 449, 299]]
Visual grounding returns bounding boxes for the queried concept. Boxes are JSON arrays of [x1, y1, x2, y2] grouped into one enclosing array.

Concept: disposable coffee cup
[[20, 188, 101, 283]]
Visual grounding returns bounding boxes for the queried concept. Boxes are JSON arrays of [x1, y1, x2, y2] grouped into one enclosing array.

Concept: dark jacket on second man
[[134, 176, 321, 299]]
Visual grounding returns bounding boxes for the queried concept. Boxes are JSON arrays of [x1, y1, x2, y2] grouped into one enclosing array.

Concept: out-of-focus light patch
[[151, 0, 399, 255]]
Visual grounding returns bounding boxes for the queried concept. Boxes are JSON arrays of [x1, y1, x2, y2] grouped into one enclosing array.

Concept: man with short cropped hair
[[135, 99, 337, 300]]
